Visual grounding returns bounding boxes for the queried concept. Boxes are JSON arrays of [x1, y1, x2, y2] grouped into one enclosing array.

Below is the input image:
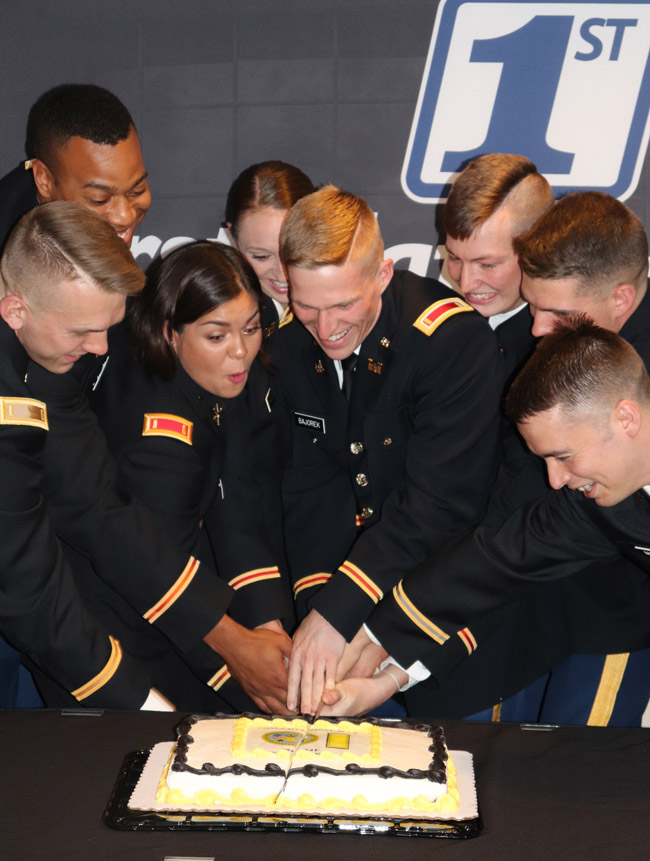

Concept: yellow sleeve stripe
[[339, 561, 383, 604], [457, 626, 477, 655], [393, 581, 449, 645], [144, 556, 200, 624], [413, 298, 472, 336], [207, 664, 231, 692], [0, 397, 48, 430], [228, 567, 281, 589], [142, 413, 193, 445], [293, 573, 331, 597], [587, 653, 629, 726], [71, 635, 122, 701]]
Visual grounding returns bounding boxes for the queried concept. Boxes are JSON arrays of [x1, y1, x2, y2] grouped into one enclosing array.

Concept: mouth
[[465, 290, 497, 305], [227, 371, 248, 385], [267, 279, 289, 294], [321, 326, 352, 345], [575, 482, 595, 496]]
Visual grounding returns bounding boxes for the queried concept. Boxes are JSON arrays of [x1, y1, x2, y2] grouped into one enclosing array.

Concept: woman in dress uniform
[[225, 161, 315, 334], [94, 241, 294, 705]]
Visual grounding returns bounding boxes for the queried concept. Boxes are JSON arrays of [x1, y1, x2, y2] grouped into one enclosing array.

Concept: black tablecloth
[[2, 709, 649, 859]]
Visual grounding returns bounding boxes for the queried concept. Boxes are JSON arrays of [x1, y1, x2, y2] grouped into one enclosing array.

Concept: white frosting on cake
[[157, 715, 458, 815]]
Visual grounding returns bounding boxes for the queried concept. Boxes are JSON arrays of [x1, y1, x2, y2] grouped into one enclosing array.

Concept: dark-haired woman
[[93, 241, 294, 713], [225, 160, 315, 335]]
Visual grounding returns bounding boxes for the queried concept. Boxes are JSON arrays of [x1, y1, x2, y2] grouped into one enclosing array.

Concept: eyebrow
[[199, 308, 261, 328], [293, 296, 360, 311], [445, 246, 506, 263], [82, 172, 149, 193]]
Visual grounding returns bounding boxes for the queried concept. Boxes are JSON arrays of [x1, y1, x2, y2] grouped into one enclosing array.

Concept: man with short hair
[[444, 153, 554, 382], [0, 83, 151, 250], [275, 185, 504, 713], [0, 202, 292, 712], [323, 319, 650, 719]]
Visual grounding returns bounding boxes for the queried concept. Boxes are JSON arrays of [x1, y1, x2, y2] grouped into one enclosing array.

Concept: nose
[[82, 331, 109, 356], [106, 196, 138, 230], [546, 459, 570, 490], [458, 264, 478, 293], [530, 309, 556, 337], [229, 334, 247, 358], [315, 309, 336, 341]]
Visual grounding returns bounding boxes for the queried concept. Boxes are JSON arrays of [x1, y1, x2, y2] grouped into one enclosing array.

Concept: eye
[[243, 324, 261, 335], [481, 262, 498, 270], [129, 186, 148, 198], [251, 254, 270, 261], [208, 333, 225, 343], [86, 197, 110, 207]]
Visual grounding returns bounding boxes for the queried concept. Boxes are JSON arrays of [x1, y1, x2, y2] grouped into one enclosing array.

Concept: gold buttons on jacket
[[361, 506, 373, 520], [383, 437, 393, 446], [356, 473, 368, 487], [350, 441, 364, 455]]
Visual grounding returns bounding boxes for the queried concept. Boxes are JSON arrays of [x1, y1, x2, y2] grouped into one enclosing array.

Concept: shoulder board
[[413, 297, 472, 336], [278, 307, 294, 328], [0, 397, 48, 430], [142, 413, 193, 445]]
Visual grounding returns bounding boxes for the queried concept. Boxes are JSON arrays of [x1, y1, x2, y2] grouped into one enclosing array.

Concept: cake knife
[[273, 699, 323, 805]]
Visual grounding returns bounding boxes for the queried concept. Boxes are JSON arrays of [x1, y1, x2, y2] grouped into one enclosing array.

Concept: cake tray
[[103, 748, 481, 838]]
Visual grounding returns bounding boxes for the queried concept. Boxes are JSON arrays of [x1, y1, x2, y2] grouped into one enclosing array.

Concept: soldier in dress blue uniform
[[322, 320, 650, 718], [225, 161, 315, 341], [274, 185, 504, 713]]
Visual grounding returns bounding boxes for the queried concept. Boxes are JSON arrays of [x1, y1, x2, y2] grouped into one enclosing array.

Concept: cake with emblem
[[145, 713, 459, 817]]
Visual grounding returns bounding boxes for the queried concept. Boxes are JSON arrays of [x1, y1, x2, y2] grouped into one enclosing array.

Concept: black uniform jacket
[[493, 303, 536, 389], [0, 320, 150, 707], [0, 162, 38, 251], [274, 269, 504, 640], [368, 288, 650, 700], [92, 327, 294, 634]]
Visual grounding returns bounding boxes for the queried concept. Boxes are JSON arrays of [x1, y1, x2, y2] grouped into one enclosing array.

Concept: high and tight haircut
[[280, 184, 384, 279], [514, 191, 649, 298], [506, 315, 650, 426], [26, 84, 135, 167], [225, 161, 316, 238], [1, 201, 144, 310], [127, 241, 263, 380], [444, 153, 554, 240]]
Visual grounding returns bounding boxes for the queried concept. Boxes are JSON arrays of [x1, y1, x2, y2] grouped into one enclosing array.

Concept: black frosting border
[[171, 713, 448, 784]]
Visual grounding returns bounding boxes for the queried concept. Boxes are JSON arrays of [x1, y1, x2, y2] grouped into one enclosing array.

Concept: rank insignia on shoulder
[[278, 307, 294, 328], [142, 413, 193, 445], [0, 397, 48, 430], [413, 297, 472, 335]]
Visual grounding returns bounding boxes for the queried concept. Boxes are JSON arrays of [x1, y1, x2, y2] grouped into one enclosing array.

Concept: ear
[[0, 295, 27, 331], [611, 283, 636, 321], [614, 398, 642, 438], [30, 158, 57, 203], [378, 258, 394, 294], [164, 321, 178, 351]]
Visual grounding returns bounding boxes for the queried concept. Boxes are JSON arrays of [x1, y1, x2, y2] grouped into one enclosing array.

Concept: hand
[[287, 609, 346, 713], [320, 667, 406, 717], [204, 615, 294, 714], [335, 627, 379, 680], [342, 642, 389, 680]]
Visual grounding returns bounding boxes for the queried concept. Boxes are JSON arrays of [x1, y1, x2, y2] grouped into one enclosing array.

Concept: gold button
[[361, 506, 373, 519], [356, 473, 368, 487], [383, 438, 393, 446], [350, 441, 364, 455]]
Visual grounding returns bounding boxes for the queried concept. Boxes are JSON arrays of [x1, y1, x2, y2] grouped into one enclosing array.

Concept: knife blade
[[273, 699, 323, 805]]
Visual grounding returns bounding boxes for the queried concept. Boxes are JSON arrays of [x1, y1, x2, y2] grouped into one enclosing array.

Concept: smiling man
[[0, 83, 150, 251], [275, 185, 503, 713], [324, 319, 650, 722], [444, 153, 554, 382]]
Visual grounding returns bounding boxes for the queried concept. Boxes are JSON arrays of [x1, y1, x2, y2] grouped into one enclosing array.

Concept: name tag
[[295, 412, 326, 434]]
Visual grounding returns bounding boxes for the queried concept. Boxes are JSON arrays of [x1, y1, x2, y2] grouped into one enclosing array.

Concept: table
[[1, 709, 648, 860]]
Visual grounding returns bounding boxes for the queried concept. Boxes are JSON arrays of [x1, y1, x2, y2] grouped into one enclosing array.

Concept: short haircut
[[280, 184, 384, 278], [514, 191, 649, 298], [127, 241, 263, 379], [26, 84, 135, 168], [506, 315, 650, 426], [1, 201, 144, 310], [225, 160, 315, 238], [444, 153, 554, 240]]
